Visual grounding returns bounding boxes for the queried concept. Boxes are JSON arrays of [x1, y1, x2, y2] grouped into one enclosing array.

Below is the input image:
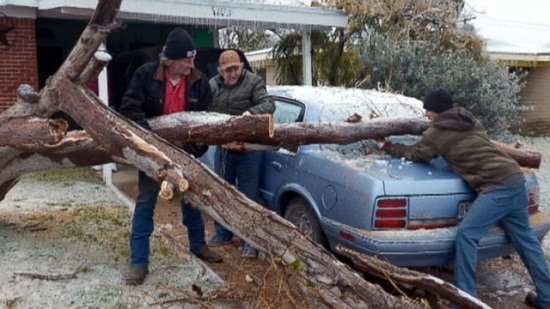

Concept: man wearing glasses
[[207, 50, 275, 258]]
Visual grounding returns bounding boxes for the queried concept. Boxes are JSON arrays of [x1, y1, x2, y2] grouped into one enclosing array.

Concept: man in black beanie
[[119, 27, 223, 286], [422, 88, 454, 114], [381, 88, 550, 308]]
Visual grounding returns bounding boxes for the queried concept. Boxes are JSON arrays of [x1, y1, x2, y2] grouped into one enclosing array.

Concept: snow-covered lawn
[[0, 168, 222, 308]]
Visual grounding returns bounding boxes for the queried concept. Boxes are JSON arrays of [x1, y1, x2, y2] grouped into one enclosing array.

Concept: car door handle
[[270, 161, 282, 170]]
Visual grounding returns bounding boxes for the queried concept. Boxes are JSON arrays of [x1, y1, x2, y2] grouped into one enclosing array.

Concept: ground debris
[[13, 271, 78, 281]]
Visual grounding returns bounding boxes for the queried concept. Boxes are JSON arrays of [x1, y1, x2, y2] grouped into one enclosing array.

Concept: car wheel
[[284, 197, 325, 245]]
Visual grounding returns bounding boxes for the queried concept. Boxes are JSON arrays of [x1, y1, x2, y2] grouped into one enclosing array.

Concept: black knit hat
[[423, 89, 454, 113], [163, 28, 196, 60]]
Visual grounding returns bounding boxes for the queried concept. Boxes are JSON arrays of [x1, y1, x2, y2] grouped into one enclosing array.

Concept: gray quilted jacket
[[208, 70, 275, 115]]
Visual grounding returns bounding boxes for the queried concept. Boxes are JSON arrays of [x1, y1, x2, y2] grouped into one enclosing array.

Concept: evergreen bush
[[357, 34, 527, 138]]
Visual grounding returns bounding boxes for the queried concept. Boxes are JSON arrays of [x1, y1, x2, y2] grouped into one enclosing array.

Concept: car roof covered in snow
[[268, 85, 425, 120]]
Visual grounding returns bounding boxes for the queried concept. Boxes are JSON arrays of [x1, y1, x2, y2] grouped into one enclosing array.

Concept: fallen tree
[[0, 0, 423, 308], [0, 0, 503, 308]]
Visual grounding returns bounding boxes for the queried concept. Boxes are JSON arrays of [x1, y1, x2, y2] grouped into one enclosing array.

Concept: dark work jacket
[[119, 60, 212, 157], [389, 107, 523, 193]]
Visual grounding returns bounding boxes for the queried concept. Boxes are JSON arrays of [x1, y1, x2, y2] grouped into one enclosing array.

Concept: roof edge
[[31, 0, 348, 30]]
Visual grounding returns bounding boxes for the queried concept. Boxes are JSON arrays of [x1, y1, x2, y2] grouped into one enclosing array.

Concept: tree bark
[[337, 245, 492, 309], [0, 118, 67, 149], [492, 140, 542, 169], [148, 112, 274, 147], [151, 113, 541, 168]]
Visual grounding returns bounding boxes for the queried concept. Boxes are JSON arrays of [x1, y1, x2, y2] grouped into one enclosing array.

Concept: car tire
[[284, 197, 325, 245]]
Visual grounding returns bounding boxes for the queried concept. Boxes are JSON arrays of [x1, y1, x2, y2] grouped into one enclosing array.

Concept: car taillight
[[528, 186, 539, 215], [374, 198, 407, 229], [376, 209, 407, 218]]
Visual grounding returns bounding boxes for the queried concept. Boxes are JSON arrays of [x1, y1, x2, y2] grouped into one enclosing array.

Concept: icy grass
[[0, 168, 223, 309]]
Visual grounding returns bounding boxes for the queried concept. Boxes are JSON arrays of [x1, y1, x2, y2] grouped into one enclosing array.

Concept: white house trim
[[35, 0, 347, 30]]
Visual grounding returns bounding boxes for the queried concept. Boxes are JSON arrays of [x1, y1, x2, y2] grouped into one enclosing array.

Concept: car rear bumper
[[322, 212, 550, 267]]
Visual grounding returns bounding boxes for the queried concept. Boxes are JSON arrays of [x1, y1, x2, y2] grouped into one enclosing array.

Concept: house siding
[[518, 67, 550, 136], [0, 17, 38, 111]]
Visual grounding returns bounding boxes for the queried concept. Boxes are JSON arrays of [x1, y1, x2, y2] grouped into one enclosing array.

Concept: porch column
[[302, 30, 312, 86]]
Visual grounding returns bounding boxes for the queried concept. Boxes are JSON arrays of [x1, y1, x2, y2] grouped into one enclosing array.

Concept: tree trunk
[[148, 112, 274, 147], [151, 113, 541, 168], [56, 76, 424, 308], [0, 112, 539, 200], [337, 245, 492, 309]]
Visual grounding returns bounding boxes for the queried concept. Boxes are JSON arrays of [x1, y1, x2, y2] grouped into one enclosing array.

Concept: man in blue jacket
[[119, 28, 222, 285]]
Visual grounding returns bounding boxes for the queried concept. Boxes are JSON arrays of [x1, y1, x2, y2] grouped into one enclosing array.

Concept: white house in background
[[246, 47, 277, 85], [467, 0, 550, 135], [0, 0, 347, 110]]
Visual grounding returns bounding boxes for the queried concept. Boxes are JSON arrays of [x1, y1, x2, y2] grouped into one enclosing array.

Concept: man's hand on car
[[380, 141, 393, 152], [372, 138, 392, 152]]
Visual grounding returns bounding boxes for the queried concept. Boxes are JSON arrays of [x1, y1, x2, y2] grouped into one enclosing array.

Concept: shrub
[[357, 34, 527, 138]]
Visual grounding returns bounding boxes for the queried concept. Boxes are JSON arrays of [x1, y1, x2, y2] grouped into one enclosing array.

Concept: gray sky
[[262, 0, 550, 54], [465, 0, 550, 54]]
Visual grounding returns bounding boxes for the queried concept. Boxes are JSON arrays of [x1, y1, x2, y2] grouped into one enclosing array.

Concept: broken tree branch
[[0, 118, 67, 149], [150, 113, 540, 168], [13, 272, 78, 281], [337, 245, 492, 309]]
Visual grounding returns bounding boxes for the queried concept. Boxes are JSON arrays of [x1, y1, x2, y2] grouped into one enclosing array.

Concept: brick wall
[[0, 17, 38, 111], [517, 66, 550, 136]]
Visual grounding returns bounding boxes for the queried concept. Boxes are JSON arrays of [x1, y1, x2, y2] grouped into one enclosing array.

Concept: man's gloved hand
[[380, 141, 393, 152], [222, 141, 246, 151], [372, 139, 392, 152], [182, 143, 208, 158]]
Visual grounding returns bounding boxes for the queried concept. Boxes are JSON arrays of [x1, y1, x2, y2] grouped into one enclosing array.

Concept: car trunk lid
[[368, 157, 476, 229], [367, 157, 472, 195]]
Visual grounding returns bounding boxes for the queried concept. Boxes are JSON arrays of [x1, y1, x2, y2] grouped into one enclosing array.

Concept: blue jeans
[[214, 149, 261, 247], [130, 171, 206, 266], [454, 184, 550, 306]]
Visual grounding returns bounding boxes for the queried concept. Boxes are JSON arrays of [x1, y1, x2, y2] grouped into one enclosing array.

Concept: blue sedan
[[256, 86, 550, 267]]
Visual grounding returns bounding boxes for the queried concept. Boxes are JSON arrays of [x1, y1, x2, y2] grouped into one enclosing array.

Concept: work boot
[[125, 265, 149, 286], [191, 246, 223, 263], [525, 291, 546, 309], [207, 234, 232, 247], [241, 246, 258, 259]]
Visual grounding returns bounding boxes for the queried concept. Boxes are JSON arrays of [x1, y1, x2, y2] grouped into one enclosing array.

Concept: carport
[[2, 0, 347, 87]]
